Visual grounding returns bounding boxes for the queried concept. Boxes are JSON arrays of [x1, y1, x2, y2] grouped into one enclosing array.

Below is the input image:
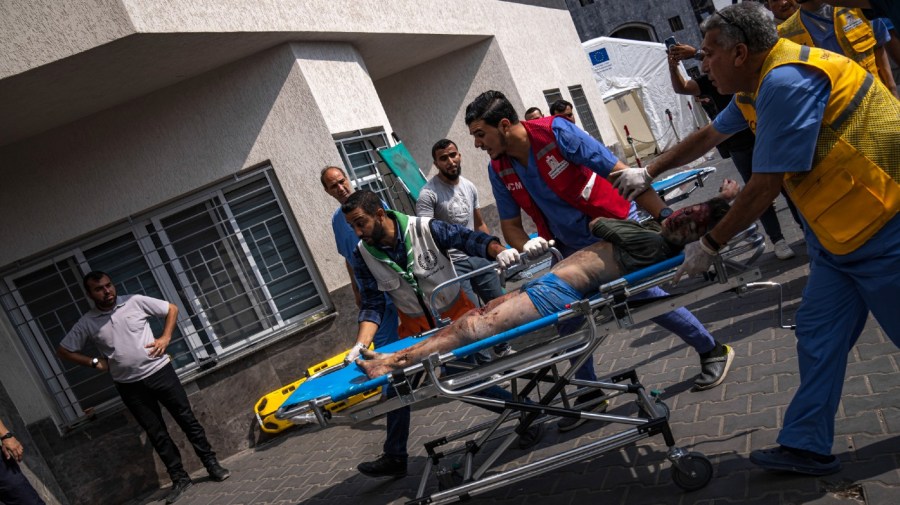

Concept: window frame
[[1, 165, 329, 427]]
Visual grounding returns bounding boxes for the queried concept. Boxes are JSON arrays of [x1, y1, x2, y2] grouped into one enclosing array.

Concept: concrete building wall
[[0, 1, 624, 502], [293, 42, 394, 137]]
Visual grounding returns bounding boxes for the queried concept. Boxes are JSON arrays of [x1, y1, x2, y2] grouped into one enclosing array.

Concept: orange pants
[[397, 292, 475, 337]]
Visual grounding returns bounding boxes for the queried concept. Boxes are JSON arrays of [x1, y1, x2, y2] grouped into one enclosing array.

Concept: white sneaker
[[774, 239, 795, 260]]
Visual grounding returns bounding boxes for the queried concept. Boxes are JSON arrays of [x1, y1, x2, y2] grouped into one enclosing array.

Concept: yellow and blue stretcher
[[254, 344, 381, 434]]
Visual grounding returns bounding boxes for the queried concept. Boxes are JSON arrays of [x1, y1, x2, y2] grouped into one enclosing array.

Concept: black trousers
[[0, 457, 45, 505], [115, 364, 215, 482]]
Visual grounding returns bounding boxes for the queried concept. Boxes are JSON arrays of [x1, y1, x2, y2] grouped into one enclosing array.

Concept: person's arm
[[473, 208, 490, 234], [552, 117, 621, 177], [57, 345, 108, 372], [346, 250, 385, 360], [345, 260, 362, 307], [499, 216, 531, 251], [414, 187, 436, 218], [874, 45, 900, 97], [57, 324, 109, 372], [0, 418, 25, 462], [144, 303, 177, 359], [667, 44, 702, 96]]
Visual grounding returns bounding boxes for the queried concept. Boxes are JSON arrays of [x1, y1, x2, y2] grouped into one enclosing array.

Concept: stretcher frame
[[273, 168, 777, 502], [277, 233, 765, 503]]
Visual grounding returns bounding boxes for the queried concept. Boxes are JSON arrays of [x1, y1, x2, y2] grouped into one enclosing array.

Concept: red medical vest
[[490, 116, 629, 240]]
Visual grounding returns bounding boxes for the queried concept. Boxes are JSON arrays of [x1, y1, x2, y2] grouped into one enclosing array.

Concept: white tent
[[582, 36, 705, 159]]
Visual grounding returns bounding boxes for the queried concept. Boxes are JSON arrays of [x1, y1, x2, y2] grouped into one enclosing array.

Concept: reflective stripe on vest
[[734, 39, 900, 255]]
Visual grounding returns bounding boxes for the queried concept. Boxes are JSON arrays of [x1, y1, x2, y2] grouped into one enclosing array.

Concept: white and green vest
[[357, 212, 462, 318]]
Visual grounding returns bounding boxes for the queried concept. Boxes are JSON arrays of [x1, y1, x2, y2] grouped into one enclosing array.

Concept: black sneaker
[[517, 422, 544, 449], [357, 454, 407, 478], [165, 478, 192, 504], [206, 461, 231, 482], [694, 343, 735, 391], [557, 399, 609, 432]]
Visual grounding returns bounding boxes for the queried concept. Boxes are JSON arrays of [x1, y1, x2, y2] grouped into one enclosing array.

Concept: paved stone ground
[[135, 158, 900, 505]]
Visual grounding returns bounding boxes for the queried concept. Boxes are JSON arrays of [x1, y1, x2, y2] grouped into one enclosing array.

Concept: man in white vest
[[342, 189, 525, 478]]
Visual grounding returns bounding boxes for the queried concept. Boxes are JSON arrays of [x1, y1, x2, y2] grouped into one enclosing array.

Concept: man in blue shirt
[[782, 0, 897, 96], [611, 2, 900, 476], [464, 91, 735, 433], [823, 0, 900, 37]]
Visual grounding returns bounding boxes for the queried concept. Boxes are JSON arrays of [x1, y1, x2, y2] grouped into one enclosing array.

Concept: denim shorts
[[522, 273, 585, 317]]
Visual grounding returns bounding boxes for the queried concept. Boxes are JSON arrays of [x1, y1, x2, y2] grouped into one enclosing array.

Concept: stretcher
[[275, 228, 768, 503], [254, 345, 381, 434], [254, 167, 720, 434]]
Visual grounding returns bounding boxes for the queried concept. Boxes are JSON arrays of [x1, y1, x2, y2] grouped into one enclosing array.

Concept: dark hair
[[341, 189, 382, 216], [524, 106, 542, 117], [706, 197, 731, 229], [319, 166, 347, 187], [464, 90, 519, 127], [430, 139, 457, 160], [83, 271, 111, 291], [549, 99, 572, 115]]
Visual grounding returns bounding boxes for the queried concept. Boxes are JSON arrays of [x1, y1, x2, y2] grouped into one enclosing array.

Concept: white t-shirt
[[60, 294, 172, 383], [416, 175, 480, 262]]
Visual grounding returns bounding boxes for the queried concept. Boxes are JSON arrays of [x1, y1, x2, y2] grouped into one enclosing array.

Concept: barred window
[[1, 167, 327, 426], [568, 85, 604, 143], [543, 89, 564, 111], [334, 127, 415, 214]]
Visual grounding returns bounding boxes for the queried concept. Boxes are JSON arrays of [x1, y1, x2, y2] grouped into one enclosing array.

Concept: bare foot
[[356, 357, 399, 379], [359, 347, 392, 360]]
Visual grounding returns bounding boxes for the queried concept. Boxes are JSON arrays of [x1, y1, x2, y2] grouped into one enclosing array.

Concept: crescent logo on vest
[[546, 155, 569, 179], [417, 249, 438, 271]]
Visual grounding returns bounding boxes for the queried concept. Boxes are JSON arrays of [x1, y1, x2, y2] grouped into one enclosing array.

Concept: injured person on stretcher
[[357, 180, 738, 379]]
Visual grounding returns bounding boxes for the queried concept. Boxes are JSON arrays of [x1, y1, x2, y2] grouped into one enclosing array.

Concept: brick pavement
[[134, 159, 900, 505]]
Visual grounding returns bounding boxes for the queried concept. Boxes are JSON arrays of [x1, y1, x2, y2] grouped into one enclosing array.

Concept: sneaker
[[750, 446, 841, 476], [773, 239, 795, 260], [517, 422, 544, 449], [494, 344, 516, 358], [694, 343, 734, 391], [557, 399, 609, 433], [357, 454, 407, 478], [205, 461, 231, 482], [165, 478, 192, 504]]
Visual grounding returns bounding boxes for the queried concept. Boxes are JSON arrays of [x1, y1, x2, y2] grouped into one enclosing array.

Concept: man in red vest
[[465, 90, 734, 432]]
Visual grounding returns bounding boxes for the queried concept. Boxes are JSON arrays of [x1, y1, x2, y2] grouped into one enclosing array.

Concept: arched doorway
[[609, 23, 656, 42]]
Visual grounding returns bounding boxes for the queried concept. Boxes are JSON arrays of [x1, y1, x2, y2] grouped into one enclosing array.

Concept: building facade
[[0, 1, 620, 503]]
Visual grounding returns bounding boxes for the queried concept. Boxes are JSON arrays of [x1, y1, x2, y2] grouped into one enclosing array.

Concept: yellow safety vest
[[778, 7, 878, 76], [734, 39, 900, 255]]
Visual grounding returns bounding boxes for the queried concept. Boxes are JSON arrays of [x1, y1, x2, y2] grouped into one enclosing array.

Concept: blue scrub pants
[[778, 214, 900, 456]]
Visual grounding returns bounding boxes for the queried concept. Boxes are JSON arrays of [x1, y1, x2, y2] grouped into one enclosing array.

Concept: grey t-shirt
[[60, 294, 172, 383], [416, 175, 480, 262]]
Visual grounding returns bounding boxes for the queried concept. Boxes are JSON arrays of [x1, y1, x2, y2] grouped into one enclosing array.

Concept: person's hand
[[522, 237, 549, 258], [609, 167, 653, 201], [1, 435, 24, 462], [669, 43, 697, 61], [345, 342, 367, 363], [495, 249, 521, 270], [145, 336, 170, 358], [674, 239, 717, 284]]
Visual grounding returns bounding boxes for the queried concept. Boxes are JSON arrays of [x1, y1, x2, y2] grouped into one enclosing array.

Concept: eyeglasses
[[715, 10, 749, 45]]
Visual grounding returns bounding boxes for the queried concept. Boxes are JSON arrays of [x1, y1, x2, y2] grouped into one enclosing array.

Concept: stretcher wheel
[[639, 399, 670, 420], [671, 452, 713, 491]]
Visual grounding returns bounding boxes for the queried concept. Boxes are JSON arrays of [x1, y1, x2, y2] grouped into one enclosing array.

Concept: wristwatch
[[91, 357, 100, 368], [0, 432, 14, 441], [656, 207, 674, 223]]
